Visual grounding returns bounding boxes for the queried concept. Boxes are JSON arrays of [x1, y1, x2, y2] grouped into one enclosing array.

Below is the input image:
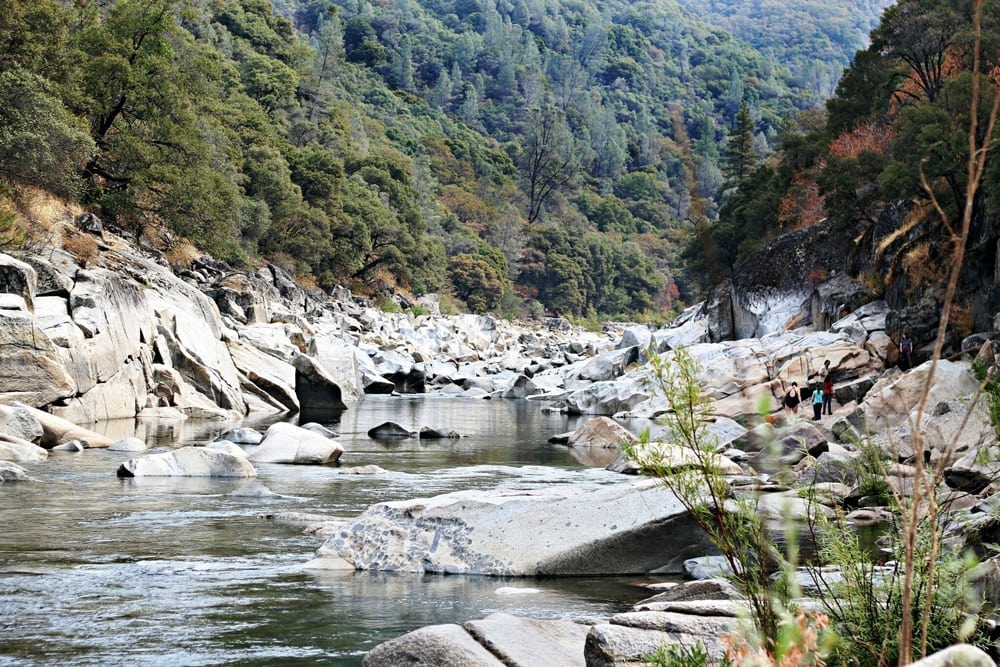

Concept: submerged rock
[[0, 461, 34, 482]]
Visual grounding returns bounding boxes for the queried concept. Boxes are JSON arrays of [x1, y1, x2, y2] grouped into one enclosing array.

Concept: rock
[[229, 480, 282, 498], [227, 339, 298, 413], [0, 404, 113, 448], [861, 360, 978, 434], [248, 422, 343, 465], [107, 437, 148, 452], [564, 379, 648, 415], [49, 356, 146, 423], [0, 253, 37, 312], [795, 448, 861, 485], [0, 433, 48, 462], [117, 446, 257, 477], [294, 354, 351, 413], [51, 440, 85, 452], [0, 460, 34, 482], [318, 480, 713, 575], [75, 212, 104, 237], [419, 426, 462, 439], [342, 464, 387, 475], [500, 374, 541, 399], [564, 417, 637, 449], [0, 311, 76, 406], [617, 325, 653, 352], [683, 556, 733, 580], [0, 407, 43, 443], [218, 427, 264, 445], [368, 421, 417, 439], [204, 440, 250, 458], [633, 579, 741, 607], [300, 422, 338, 438], [609, 441, 743, 476], [463, 613, 590, 667], [361, 623, 506, 667], [907, 645, 996, 667]]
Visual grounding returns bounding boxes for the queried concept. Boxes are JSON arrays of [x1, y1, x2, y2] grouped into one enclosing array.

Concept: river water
[[0, 397, 665, 666]]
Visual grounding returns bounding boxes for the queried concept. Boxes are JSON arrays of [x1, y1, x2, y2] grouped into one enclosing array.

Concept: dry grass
[[61, 229, 99, 268], [164, 239, 201, 270]]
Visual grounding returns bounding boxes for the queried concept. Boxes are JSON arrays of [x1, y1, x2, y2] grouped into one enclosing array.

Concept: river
[[0, 397, 665, 666]]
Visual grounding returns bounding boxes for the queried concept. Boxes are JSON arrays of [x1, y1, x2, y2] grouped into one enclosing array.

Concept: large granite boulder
[[294, 354, 353, 413], [0, 403, 113, 448], [361, 623, 506, 667], [0, 433, 48, 462], [247, 421, 342, 465], [117, 446, 257, 477], [585, 610, 736, 667], [0, 311, 76, 406], [314, 480, 713, 576], [564, 379, 649, 415], [0, 253, 37, 311], [361, 613, 591, 667], [226, 338, 298, 413]]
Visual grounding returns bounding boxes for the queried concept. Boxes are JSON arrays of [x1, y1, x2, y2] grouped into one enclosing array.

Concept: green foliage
[[448, 252, 504, 313], [814, 515, 986, 667], [625, 349, 789, 646], [973, 359, 1000, 438], [0, 67, 94, 198], [0, 0, 889, 313], [646, 641, 709, 667]]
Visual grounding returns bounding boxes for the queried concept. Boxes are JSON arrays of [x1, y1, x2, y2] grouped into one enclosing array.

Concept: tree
[[722, 99, 758, 186], [0, 67, 94, 197], [449, 253, 504, 312], [518, 105, 576, 223]]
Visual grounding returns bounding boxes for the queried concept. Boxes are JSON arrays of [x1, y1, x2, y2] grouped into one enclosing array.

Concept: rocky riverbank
[[3, 211, 1000, 665]]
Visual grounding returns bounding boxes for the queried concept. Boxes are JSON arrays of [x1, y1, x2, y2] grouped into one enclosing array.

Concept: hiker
[[822, 373, 834, 416], [812, 384, 823, 421], [783, 382, 801, 415], [899, 331, 913, 371]]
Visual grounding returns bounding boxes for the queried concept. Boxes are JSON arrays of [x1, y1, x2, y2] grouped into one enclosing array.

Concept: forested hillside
[[0, 0, 884, 319], [692, 0, 1000, 337]]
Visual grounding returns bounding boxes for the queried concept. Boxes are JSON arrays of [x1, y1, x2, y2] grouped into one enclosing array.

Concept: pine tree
[[722, 100, 758, 187]]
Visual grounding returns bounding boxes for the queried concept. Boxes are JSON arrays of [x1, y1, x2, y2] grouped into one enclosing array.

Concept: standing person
[[899, 331, 913, 371], [812, 384, 823, 421], [783, 382, 801, 415], [822, 373, 834, 416], [819, 359, 831, 380]]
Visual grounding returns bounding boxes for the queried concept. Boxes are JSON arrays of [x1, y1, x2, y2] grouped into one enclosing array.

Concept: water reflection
[[0, 397, 645, 666]]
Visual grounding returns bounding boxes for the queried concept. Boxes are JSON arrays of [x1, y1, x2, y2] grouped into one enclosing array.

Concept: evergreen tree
[[722, 100, 758, 187]]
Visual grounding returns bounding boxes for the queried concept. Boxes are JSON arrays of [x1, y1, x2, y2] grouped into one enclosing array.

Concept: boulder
[[317, 480, 713, 576], [294, 354, 351, 413], [0, 253, 37, 312], [368, 421, 417, 439], [419, 426, 462, 439], [0, 311, 76, 406], [248, 421, 343, 465], [109, 437, 148, 453], [0, 433, 48, 462], [564, 417, 637, 449], [907, 645, 996, 667], [361, 624, 505, 667], [500, 374, 541, 399], [461, 613, 590, 667], [204, 440, 250, 458], [218, 427, 264, 445], [0, 407, 43, 443], [117, 446, 257, 477], [609, 441, 743, 476], [564, 379, 649, 415], [48, 356, 147, 423], [0, 404, 113, 448], [860, 360, 978, 434], [227, 339, 298, 413], [0, 460, 34, 482]]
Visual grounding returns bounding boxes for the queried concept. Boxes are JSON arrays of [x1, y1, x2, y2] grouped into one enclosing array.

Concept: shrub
[[61, 229, 99, 267]]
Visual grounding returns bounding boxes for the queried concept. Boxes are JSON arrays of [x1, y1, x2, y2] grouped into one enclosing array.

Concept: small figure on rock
[[822, 373, 834, 416], [899, 331, 913, 371], [812, 384, 823, 421], [783, 382, 801, 415]]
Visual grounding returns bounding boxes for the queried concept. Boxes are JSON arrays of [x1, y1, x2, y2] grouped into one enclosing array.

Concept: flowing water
[[0, 397, 665, 666]]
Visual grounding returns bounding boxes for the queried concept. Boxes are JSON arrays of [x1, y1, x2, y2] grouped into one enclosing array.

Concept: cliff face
[[700, 197, 1000, 355]]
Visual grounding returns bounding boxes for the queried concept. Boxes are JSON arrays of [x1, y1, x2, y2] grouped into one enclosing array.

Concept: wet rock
[[218, 427, 264, 445], [204, 440, 249, 458], [117, 446, 257, 477], [51, 440, 85, 452], [368, 421, 417, 439], [229, 480, 283, 498], [0, 461, 34, 482], [419, 426, 462, 439], [300, 422, 338, 438], [248, 422, 342, 465], [0, 433, 47, 462], [563, 416, 637, 449]]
